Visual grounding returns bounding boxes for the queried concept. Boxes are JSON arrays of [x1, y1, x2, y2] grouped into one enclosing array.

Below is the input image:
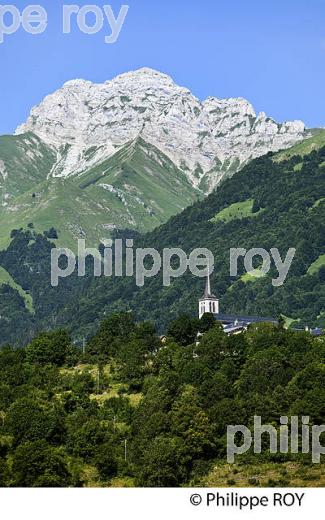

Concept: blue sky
[[1, 0, 325, 134]]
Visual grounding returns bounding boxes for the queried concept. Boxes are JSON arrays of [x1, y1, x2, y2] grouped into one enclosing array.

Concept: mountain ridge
[[16, 68, 309, 192]]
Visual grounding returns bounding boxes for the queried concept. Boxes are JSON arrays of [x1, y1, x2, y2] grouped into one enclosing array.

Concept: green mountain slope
[[0, 132, 56, 204], [274, 129, 325, 162], [0, 266, 34, 313], [0, 138, 324, 345], [58, 141, 325, 337], [0, 136, 200, 251]]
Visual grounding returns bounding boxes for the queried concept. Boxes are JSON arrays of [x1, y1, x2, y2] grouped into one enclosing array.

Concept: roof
[[311, 328, 323, 336], [202, 272, 217, 299], [223, 324, 247, 334], [213, 313, 278, 325]]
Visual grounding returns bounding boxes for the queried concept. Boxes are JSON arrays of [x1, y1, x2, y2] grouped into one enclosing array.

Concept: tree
[[236, 347, 291, 395], [70, 372, 95, 397], [5, 398, 65, 446], [170, 386, 215, 457], [117, 339, 147, 389], [25, 330, 72, 366], [199, 312, 217, 333], [11, 440, 71, 487], [44, 227, 58, 240], [196, 324, 227, 370], [86, 312, 136, 358], [167, 315, 199, 346], [66, 419, 111, 462], [0, 457, 8, 487], [137, 436, 189, 487], [94, 442, 118, 481], [319, 266, 325, 283]]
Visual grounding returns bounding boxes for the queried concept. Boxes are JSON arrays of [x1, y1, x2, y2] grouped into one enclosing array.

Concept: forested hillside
[[0, 142, 325, 345], [0, 314, 324, 487]]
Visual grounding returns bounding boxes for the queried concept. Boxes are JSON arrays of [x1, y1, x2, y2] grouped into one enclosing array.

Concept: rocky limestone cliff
[[16, 67, 307, 192]]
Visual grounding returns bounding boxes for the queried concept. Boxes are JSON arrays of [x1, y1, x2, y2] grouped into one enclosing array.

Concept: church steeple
[[203, 270, 216, 299], [199, 268, 219, 318]]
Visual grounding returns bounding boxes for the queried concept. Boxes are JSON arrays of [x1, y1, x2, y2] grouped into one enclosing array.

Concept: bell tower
[[199, 270, 219, 319]]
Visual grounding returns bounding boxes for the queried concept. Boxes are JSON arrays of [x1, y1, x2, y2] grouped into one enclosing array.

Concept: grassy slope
[[0, 133, 56, 202], [0, 326, 321, 487], [274, 129, 325, 162], [0, 177, 131, 251], [208, 130, 325, 228], [200, 461, 325, 487], [241, 269, 266, 283], [59, 362, 140, 487], [313, 198, 325, 208], [308, 254, 325, 275], [59, 362, 325, 488], [0, 265, 34, 312], [0, 137, 200, 251], [210, 198, 259, 223]]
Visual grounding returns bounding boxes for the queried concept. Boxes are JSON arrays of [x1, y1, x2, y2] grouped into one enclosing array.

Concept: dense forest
[[0, 313, 324, 487]]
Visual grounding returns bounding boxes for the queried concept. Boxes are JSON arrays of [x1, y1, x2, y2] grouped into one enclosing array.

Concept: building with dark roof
[[199, 271, 277, 334]]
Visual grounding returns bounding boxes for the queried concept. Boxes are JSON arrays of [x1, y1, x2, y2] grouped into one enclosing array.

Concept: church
[[199, 272, 277, 335]]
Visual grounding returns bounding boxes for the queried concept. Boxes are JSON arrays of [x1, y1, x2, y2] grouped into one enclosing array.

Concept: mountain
[[17, 68, 308, 191], [1, 131, 325, 345], [0, 68, 310, 248]]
